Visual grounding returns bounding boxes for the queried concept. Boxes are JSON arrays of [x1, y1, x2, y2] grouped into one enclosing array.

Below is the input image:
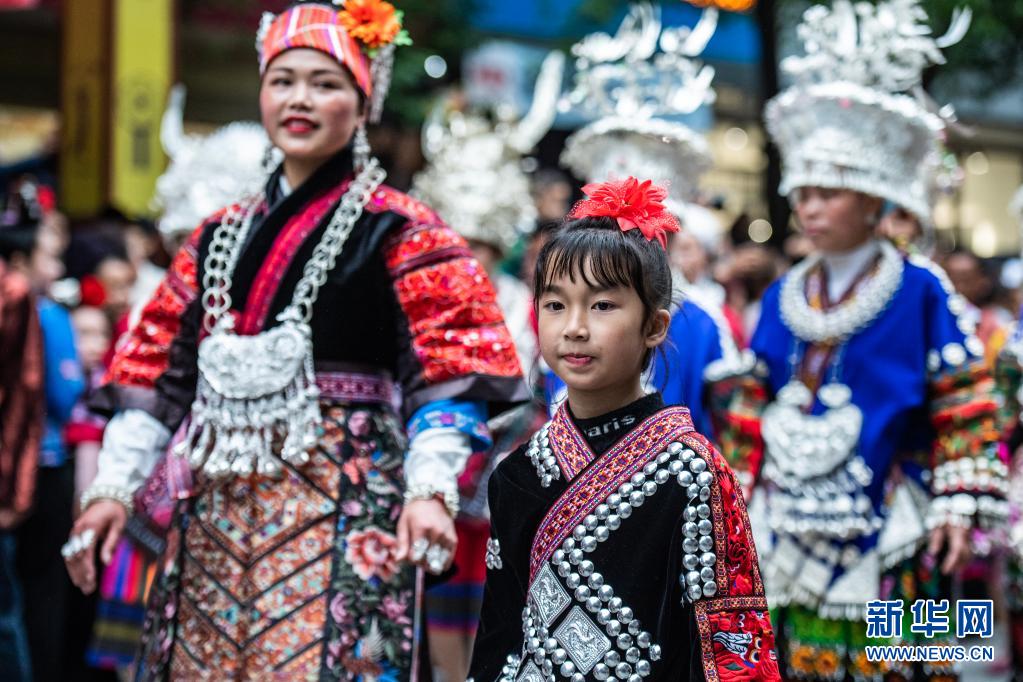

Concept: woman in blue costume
[[734, 2, 1008, 679]]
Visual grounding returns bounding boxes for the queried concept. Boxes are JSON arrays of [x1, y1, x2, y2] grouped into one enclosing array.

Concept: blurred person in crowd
[[68, 302, 112, 506], [781, 231, 814, 267], [670, 203, 746, 345], [998, 257, 1023, 321], [123, 219, 166, 324], [878, 203, 927, 254], [94, 254, 136, 329], [65, 300, 116, 682], [0, 250, 44, 682], [530, 167, 572, 226], [670, 203, 725, 303], [732, 3, 1004, 678], [65, 4, 525, 679], [520, 220, 558, 292], [0, 176, 86, 681], [411, 55, 562, 679], [722, 241, 780, 337], [944, 249, 994, 309], [943, 249, 1011, 363], [994, 184, 1023, 682]]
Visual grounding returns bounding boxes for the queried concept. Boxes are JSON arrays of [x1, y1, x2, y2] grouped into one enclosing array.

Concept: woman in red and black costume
[[63, 2, 527, 679]]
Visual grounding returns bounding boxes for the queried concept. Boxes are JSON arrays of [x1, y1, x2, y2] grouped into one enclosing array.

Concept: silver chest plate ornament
[[760, 242, 904, 543], [761, 379, 880, 540], [762, 380, 860, 480], [174, 159, 386, 481]]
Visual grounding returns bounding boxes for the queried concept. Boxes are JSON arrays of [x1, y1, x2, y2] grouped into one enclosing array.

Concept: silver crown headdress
[[559, 3, 718, 203], [153, 85, 275, 246], [766, 0, 972, 223], [411, 52, 565, 252]]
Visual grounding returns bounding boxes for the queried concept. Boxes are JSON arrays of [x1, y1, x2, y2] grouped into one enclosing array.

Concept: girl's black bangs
[[537, 229, 642, 296]]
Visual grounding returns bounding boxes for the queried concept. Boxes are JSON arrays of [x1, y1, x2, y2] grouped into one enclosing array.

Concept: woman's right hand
[[64, 500, 128, 594]]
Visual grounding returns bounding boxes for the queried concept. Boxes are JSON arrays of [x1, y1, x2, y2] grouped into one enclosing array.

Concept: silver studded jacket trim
[[486, 538, 504, 571], [526, 422, 560, 488], [498, 439, 716, 681]]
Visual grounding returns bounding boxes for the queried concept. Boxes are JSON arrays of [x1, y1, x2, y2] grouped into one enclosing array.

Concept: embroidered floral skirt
[[135, 401, 418, 681], [773, 552, 957, 682]]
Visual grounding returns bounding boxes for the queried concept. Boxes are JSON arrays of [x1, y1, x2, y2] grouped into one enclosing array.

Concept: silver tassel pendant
[[174, 320, 321, 482]]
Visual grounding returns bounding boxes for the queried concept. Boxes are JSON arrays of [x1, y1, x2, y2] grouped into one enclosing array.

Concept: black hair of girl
[[533, 215, 674, 370]]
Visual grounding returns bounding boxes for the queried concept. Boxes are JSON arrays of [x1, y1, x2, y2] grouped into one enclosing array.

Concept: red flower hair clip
[[567, 177, 680, 249], [79, 275, 107, 308]]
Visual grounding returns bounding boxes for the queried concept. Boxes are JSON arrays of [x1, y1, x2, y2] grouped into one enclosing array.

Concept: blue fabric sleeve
[[406, 399, 491, 452], [919, 265, 975, 366], [39, 299, 85, 423], [650, 301, 723, 436]]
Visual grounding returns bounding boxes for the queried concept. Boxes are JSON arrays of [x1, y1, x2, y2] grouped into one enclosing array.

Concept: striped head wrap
[[258, 4, 373, 97]]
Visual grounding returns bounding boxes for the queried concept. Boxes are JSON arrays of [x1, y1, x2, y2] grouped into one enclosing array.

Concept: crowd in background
[[1, 153, 1021, 681]]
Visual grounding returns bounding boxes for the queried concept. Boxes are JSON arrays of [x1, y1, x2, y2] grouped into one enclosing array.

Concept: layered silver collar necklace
[[780, 239, 904, 344], [173, 159, 386, 480]]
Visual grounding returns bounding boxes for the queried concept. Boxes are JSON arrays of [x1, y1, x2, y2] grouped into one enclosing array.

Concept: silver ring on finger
[[426, 545, 450, 574], [411, 538, 430, 562], [61, 528, 96, 559]]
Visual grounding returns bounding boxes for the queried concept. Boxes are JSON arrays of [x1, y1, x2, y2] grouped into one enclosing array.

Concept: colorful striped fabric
[[259, 4, 372, 96], [87, 538, 158, 669]]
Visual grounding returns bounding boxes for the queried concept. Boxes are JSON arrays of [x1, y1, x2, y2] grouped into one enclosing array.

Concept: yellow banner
[[110, 0, 173, 217], [60, 0, 108, 218]]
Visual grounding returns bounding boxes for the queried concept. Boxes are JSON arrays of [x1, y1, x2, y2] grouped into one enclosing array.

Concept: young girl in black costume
[[468, 178, 780, 682]]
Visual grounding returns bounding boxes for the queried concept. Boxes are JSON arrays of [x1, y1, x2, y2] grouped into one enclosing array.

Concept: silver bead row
[[526, 422, 559, 488]]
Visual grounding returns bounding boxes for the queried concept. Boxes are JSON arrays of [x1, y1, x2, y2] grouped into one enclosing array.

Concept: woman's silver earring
[[354, 123, 371, 171], [261, 143, 279, 174]]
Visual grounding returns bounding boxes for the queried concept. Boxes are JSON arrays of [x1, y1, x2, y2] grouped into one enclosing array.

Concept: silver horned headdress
[[766, 0, 972, 224], [411, 52, 565, 253], [559, 3, 718, 203], [153, 85, 275, 246]]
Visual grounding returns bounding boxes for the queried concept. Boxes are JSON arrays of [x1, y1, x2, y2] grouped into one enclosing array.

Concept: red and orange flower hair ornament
[[336, 0, 410, 51], [567, 177, 681, 249]]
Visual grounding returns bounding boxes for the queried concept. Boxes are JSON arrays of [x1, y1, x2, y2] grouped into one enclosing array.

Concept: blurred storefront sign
[[463, 41, 552, 119], [59, 0, 173, 218], [60, 0, 108, 216], [110, 0, 173, 217], [470, 0, 759, 64]]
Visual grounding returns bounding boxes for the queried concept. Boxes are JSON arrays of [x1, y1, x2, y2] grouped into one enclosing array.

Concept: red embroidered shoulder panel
[[382, 198, 521, 385], [104, 218, 209, 388]]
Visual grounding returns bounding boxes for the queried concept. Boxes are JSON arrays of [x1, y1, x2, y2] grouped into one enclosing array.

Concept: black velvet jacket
[[94, 146, 528, 430], [469, 394, 780, 681]]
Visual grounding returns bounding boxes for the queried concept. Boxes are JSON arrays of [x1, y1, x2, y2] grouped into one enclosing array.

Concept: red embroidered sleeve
[[683, 432, 781, 681], [377, 188, 522, 387], [928, 361, 1008, 529], [708, 368, 768, 495], [103, 217, 211, 389]]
